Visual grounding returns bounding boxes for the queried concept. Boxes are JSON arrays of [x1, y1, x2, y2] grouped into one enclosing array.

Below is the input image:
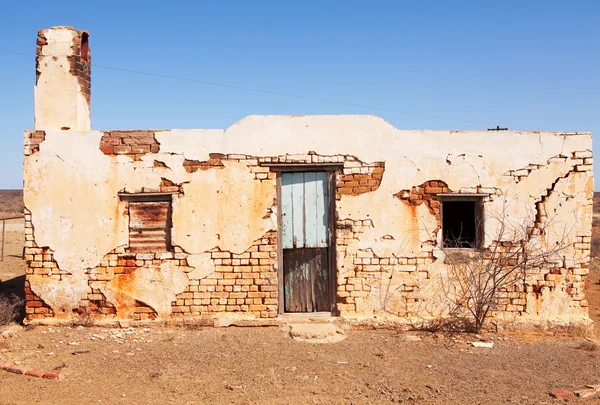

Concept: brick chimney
[[34, 26, 91, 131]]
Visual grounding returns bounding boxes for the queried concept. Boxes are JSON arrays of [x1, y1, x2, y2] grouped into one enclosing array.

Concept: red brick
[[101, 138, 121, 146], [131, 145, 150, 154], [113, 145, 132, 154], [549, 390, 575, 399], [99, 145, 113, 154], [25, 369, 46, 378], [43, 370, 61, 380], [4, 366, 25, 374]]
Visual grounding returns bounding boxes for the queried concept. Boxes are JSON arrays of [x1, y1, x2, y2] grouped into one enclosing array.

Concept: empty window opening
[[441, 199, 482, 248], [121, 194, 173, 253]]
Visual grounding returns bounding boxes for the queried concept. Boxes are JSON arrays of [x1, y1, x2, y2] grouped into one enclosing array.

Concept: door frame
[[268, 163, 341, 315]]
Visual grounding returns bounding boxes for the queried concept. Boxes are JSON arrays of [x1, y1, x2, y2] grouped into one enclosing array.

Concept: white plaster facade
[[23, 27, 594, 332]]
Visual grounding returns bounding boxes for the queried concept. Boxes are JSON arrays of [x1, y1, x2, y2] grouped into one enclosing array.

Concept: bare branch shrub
[[72, 307, 97, 327], [0, 294, 24, 325], [441, 207, 572, 333]]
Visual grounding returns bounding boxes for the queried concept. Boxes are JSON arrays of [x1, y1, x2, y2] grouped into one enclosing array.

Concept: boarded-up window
[[124, 195, 172, 253]]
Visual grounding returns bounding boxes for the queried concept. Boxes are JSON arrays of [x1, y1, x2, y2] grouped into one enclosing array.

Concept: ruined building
[[24, 27, 594, 331]]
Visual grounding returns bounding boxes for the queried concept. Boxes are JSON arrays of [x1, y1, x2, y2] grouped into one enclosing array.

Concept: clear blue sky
[[0, 0, 598, 189]]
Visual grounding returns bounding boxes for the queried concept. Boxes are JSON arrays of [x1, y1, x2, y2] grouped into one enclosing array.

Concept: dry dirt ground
[[1, 201, 600, 404], [0, 190, 24, 219]]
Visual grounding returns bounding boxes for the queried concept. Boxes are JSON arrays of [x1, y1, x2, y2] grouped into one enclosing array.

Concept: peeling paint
[[24, 26, 594, 328]]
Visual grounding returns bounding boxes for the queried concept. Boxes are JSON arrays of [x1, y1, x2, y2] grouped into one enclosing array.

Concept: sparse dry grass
[[0, 294, 24, 325], [0, 190, 23, 219]]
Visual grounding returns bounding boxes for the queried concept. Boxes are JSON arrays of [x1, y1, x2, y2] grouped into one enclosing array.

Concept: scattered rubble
[[287, 324, 346, 343], [471, 342, 494, 348], [549, 385, 600, 400], [1, 363, 62, 380]]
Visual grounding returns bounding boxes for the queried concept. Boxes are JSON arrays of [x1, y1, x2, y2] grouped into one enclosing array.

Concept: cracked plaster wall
[[24, 115, 593, 324], [35, 27, 91, 131]]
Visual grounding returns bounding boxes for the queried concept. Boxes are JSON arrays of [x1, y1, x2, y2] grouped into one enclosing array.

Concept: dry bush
[[440, 209, 571, 334], [0, 294, 24, 325], [72, 307, 97, 327], [412, 317, 473, 334]]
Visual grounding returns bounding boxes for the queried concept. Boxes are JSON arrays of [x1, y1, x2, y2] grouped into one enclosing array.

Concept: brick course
[[22, 148, 592, 325]]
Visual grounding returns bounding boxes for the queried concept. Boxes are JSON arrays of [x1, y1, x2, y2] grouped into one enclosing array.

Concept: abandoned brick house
[[23, 26, 594, 330]]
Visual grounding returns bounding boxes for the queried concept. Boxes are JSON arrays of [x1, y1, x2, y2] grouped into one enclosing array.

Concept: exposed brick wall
[[183, 154, 225, 173], [22, 146, 592, 325], [394, 180, 450, 219], [24, 280, 54, 319], [171, 232, 278, 318], [24, 131, 46, 156], [100, 131, 160, 160], [34, 30, 46, 85], [335, 219, 434, 317], [336, 160, 384, 198], [24, 209, 55, 320], [68, 31, 91, 108], [36, 28, 90, 108]]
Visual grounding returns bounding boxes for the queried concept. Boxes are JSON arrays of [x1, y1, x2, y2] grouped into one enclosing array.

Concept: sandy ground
[[1, 326, 600, 405], [0, 221, 25, 298], [1, 220, 600, 403]]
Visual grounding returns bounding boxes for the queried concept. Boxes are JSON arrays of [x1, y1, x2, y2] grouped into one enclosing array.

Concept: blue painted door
[[281, 172, 330, 312]]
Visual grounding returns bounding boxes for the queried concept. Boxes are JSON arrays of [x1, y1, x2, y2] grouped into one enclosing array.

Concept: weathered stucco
[[23, 116, 593, 327], [35, 27, 91, 131], [24, 27, 593, 330]]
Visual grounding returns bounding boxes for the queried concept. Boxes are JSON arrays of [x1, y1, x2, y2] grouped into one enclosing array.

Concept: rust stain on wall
[[394, 180, 450, 218]]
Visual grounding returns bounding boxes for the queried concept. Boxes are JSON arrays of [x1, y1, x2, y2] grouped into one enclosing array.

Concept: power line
[[0, 49, 486, 125]]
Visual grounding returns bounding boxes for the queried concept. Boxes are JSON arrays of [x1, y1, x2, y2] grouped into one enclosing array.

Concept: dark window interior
[[442, 200, 479, 248]]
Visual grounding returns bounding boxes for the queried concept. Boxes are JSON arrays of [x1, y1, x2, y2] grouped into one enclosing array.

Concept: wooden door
[[280, 172, 330, 312]]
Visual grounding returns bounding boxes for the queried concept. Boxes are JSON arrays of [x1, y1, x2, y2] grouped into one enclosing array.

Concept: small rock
[[549, 390, 575, 399], [471, 342, 494, 348], [72, 350, 90, 355], [0, 324, 23, 339], [585, 384, 600, 390], [214, 318, 235, 328], [68, 342, 79, 346]]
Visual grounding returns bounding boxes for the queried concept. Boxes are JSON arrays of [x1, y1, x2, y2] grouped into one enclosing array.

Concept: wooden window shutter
[[126, 196, 172, 253]]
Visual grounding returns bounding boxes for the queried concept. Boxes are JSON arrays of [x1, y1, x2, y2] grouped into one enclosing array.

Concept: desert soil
[[1, 203, 600, 404]]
